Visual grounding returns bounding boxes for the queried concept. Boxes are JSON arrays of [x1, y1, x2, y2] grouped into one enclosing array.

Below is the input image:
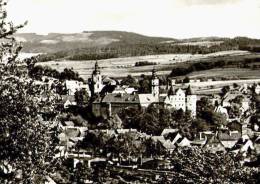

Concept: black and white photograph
[[1, 0, 260, 183]]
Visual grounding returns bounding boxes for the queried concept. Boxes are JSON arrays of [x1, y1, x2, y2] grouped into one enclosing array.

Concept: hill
[[15, 31, 176, 53], [15, 31, 260, 62]]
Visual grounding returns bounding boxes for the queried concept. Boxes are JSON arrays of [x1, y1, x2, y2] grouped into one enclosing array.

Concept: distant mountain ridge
[[14, 31, 260, 61], [15, 31, 176, 53]]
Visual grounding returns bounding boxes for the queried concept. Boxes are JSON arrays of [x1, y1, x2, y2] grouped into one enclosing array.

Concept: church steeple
[[91, 61, 103, 95], [151, 68, 159, 97], [93, 60, 100, 75]]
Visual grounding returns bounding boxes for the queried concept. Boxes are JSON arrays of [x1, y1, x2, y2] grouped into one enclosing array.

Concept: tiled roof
[[102, 93, 140, 104], [217, 131, 241, 141], [204, 135, 225, 148]]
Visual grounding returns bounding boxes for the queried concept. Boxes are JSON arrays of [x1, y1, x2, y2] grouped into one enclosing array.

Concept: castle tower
[[151, 68, 159, 98], [186, 85, 197, 117], [91, 61, 103, 95]]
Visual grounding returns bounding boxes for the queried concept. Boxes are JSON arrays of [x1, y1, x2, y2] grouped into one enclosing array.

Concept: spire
[[95, 60, 99, 71], [152, 67, 157, 79], [93, 60, 100, 74]]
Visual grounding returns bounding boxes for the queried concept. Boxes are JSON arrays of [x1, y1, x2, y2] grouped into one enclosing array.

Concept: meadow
[[37, 50, 249, 80]]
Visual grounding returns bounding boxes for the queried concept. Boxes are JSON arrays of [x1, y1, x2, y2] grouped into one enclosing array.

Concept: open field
[[37, 50, 250, 80], [187, 68, 260, 79]]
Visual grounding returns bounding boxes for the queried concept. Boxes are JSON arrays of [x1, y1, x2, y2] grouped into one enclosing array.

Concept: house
[[230, 135, 254, 156], [164, 86, 197, 117], [164, 132, 182, 144], [255, 84, 260, 95], [152, 136, 176, 154], [61, 95, 77, 109], [203, 135, 226, 153], [217, 130, 241, 149], [65, 80, 90, 96], [176, 137, 191, 147]]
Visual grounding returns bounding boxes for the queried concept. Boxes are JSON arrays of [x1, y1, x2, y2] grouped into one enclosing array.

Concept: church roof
[[102, 93, 140, 104]]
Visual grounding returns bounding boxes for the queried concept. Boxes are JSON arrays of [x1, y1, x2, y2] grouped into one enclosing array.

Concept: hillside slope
[[15, 31, 260, 62], [16, 31, 175, 53]]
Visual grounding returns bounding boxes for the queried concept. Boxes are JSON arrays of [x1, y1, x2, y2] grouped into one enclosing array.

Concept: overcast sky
[[7, 0, 260, 38]]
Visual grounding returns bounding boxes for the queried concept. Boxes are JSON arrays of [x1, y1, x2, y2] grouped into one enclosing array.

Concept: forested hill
[[15, 31, 260, 62], [15, 31, 175, 53]]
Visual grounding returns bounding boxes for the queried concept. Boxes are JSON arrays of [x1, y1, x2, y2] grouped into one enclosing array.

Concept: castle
[[90, 62, 197, 117]]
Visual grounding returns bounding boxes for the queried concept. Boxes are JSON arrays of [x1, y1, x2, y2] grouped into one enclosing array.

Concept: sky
[[6, 0, 260, 39]]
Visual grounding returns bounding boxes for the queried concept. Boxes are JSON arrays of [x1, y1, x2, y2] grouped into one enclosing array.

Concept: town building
[[65, 80, 90, 96], [254, 84, 260, 95], [92, 93, 140, 118], [164, 85, 197, 117]]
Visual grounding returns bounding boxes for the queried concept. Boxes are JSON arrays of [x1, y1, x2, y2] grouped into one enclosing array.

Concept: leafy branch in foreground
[[0, 0, 60, 183]]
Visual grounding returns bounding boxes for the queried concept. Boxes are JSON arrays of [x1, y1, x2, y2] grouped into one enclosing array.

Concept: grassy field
[[37, 50, 250, 80], [187, 68, 260, 79]]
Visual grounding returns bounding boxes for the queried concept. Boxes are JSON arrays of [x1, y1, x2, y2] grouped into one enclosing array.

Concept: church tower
[[91, 61, 103, 96], [151, 68, 159, 98]]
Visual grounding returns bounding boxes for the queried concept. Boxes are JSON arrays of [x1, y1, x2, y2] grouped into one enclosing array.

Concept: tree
[[138, 75, 150, 93], [75, 88, 89, 106], [221, 86, 230, 96], [169, 147, 257, 183], [120, 75, 139, 88], [0, 1, 60, 182], [183, 76, 190, 83]]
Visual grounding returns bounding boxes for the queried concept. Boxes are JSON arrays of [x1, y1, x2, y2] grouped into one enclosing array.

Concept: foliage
[[170, 147, 257, 183], [196, 97, 227, 130], [120, 74, 139, 88], [169, 55, 260, 78], [0, 1, 60, 182], [135, 61, 157, 67], [75, 88, 89, 106], [35, 35, 260, 62], [138, 74, 151, 93], [119, 104, 171, 135], [29, 64, 84, 82]]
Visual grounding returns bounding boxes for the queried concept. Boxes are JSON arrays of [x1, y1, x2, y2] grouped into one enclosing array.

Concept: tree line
[[28, 64, 84, 82], [169, 56, 260, 77], [37, 38, 247, 62]]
